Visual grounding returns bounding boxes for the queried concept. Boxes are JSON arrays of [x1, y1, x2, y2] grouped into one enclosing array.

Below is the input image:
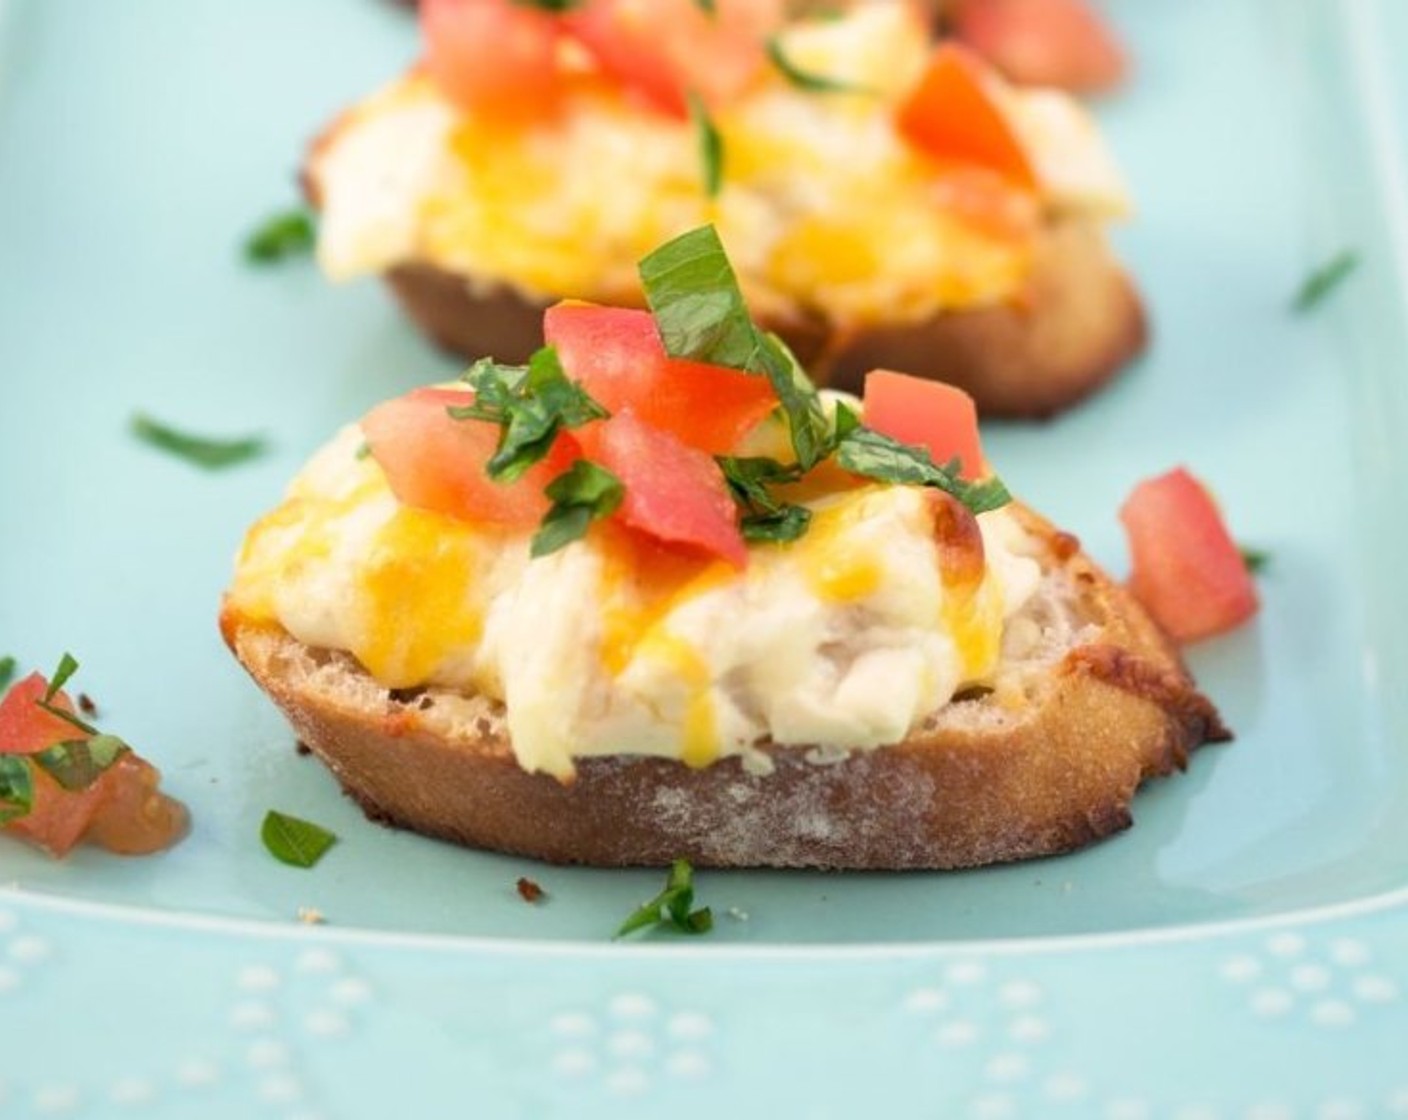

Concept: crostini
[[221, 227, 1223, 870], [307, 1, 1141, 417]]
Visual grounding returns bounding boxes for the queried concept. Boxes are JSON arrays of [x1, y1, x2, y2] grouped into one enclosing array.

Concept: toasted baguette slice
[[221, 506, 1225, 870], [382, 217, 1144, 420]]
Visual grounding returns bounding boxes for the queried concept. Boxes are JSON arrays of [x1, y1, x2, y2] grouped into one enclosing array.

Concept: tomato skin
[[563, 0, 782, 117], [0, 673, 82, 754], [1119, 467, 1259, 644], [949, 0, 1127, 95], [862, 370, 987, 481], [421, 0, 565, 119], [544, 303, 775, 455], [895, 42, 1038, 190], [363, 387, 581, 527], [585, 409, 747, 567]]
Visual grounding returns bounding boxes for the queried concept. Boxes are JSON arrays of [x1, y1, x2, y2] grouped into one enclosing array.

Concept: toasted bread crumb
[[516, 877, 545, 903], [297, 907, 326, 925]]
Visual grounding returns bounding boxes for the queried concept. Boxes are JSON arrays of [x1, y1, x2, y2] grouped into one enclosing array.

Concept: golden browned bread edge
[[219, 506, 1225, 870], [377, 217, 1144, 419]]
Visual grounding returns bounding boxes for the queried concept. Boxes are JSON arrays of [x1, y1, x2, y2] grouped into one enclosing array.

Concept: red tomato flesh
[[1119, 467, 1258, 643], [421, 0, 565, 119], [363, 387, 580, 527], [563, 0, 782, 117], [895, 42, 1038, 191], [862, 370, 987, 481], [950, 0, 1127, 95], [0, 673, 82, 754], [584, 409, 747, 567], [544, 303, 776, 455]]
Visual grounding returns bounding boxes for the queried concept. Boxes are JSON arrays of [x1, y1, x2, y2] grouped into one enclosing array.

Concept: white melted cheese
[[229, 425, 1042, 780], [310, 4, 1129, 328]]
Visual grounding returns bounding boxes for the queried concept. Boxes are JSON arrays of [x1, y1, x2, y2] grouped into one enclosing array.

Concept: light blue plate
[[2, 0, 1407, 1115]]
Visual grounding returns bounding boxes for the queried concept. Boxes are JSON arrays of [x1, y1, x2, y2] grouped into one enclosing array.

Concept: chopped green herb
[[131, 413, 268, 470], [716, 455, 811, 542], [452, 349, 608, 482], [532, 460, 625, 557], [33, 734, 129, 793], [244, 208, 316, 263], [354, 441, 372, 461], [261, 810, 338, 869], [639, 225, 830, 469], [1292, 250, 1359, 312], [689, 92, 725, 198], [692, 0, 716, 14], [0, 656, 15, 694], [36, 653, 98, 737], [513, 0, 583, 10], [834, 427, 1011, 515], [766, 36, 870, 94], [0, 757, 34, 827], [1241, 547, 1270, 574], [616, 859, 713, 938]]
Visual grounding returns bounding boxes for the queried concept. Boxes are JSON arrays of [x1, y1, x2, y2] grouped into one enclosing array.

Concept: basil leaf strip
[[452, 349, 609, 483], [716, 456, 811, 543], [689, 92, 724, 198], [1292, 249, 1358, 312], [532, 461, 625, 558], [37, 653, 98, 736], [616, 858, 714, 938], [639, 225, 829, 469], [33, 734, 130, 793], [766, 36, 871, 94], [0, 757, 34, 826], [834, 428, 1011, 515], [0, 656, 15, 694], [131, 413, 268, 470], [245, 207, 316, 263], [261, 810, 338, 869]]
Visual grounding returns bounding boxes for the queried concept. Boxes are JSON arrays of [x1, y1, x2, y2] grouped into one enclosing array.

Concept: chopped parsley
[[131, 413, 268, 470], [1292, 250, 1358, 312], [616, 859, 714, 938], [532, 460, 625, 557], [244, 207, 316, 264], [261, 810, 338, 869], [452, 349, 608, 482]]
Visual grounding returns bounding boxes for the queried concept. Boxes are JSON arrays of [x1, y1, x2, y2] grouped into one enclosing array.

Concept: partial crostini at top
[[221, 226, 1225, 871], [306, 0, 1141, 417]]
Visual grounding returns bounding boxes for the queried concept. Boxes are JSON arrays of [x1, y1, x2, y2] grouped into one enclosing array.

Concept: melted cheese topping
[[228, 425, 1042, 779], [311, 5, 1128, 329]]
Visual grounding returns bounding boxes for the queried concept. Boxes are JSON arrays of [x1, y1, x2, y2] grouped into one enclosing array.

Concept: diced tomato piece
[[862, 370, 987, 481], [83, 755, 189, 856], [950, 0, 1127, 95], [0, 673, 82, 755], [363, 387, 581, 526], [7, 766, 104, 858], [421, 0, 565, 119], [895, 42, 1038, 190], [545, 303, 776, 455], [1119, 467, 1259, 643], [585, 410, 747, 567], [563, 0, 782, 117]]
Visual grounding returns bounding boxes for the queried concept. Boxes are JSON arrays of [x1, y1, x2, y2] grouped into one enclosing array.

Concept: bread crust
[[381, 217, 1145, 419], [220, 507, 1225, 870]]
